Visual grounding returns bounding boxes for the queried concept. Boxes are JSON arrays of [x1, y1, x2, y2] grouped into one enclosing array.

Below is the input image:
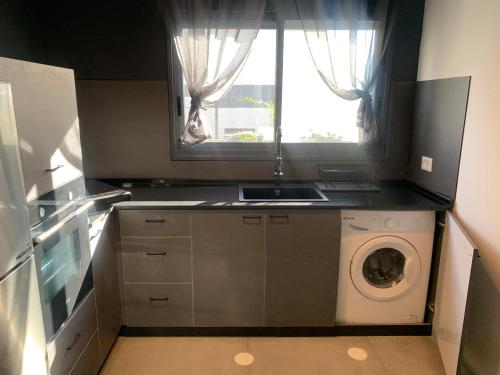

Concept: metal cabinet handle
[[65, 333, 81, 351], [149, 297, 169, 302], [242, 215, 262, 224], [427, 303, 436, 313], [270, 215, 289, 224], [89, 229, 103, 241], [176, 96, 183, 116], [146, 252, 167, 256], [44, 164, 64, 173], [145, 219, 166, 223]]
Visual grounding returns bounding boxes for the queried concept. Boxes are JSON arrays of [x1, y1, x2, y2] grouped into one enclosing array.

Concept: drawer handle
[[146, 252, 167, 256], [242, 215, 262, 224], [145, 219, 166, 223], [65, 333, 82, 351], [270, 215, 289, 224], [149, 297, 169, 302], [89, 229, 103, 241], [44, 164, 64, 173]]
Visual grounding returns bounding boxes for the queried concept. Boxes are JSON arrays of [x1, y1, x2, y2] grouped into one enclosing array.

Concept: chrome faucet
[[274, 127, 283, 185]]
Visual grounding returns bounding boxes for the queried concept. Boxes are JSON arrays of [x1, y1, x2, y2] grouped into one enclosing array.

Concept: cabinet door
[[68, 332, 100, 375], [124, 284, 193, 327], [0, 256, 47, 375], [265, 211, 340, 326], [192, 212, 265, 327], [0, 58, 84, 201], [47, 291, 97, 375], [91, 213, 121, 363], [433, 211, 477, 375]]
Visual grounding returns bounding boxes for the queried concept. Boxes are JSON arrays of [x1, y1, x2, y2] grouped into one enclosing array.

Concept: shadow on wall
[[461, 257, 500, 375]]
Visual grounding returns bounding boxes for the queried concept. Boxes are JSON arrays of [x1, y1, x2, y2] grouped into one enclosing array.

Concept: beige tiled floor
[[101, 336, 445, 375]]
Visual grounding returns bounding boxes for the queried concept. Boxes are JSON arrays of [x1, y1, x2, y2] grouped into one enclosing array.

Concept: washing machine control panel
[[384, 217, 398, 228], [342, 211, 435, 233], [342, 214, 381, 230]]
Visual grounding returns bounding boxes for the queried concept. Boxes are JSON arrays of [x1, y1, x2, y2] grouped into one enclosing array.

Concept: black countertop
[[86, 179, 451, 211]]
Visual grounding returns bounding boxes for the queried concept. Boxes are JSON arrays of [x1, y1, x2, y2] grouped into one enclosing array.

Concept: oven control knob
[[385, 218, 397, 228]]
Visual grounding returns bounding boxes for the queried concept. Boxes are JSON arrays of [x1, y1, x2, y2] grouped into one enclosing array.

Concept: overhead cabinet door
[[192, 212, 266, 327], [265, 211, 340, 326], [0, 57, 83, 201]]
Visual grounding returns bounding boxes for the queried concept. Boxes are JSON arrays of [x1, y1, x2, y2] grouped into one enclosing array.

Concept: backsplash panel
[[408, 76, 471, 201]]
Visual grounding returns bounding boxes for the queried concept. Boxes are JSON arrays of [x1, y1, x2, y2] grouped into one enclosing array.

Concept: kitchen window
[[169, 20, 389, 161], [282, 25, 374, 144], [180, 28, 277, 144]]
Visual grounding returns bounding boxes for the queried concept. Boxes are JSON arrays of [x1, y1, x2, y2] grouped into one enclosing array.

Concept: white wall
[[418, 1, 500, 374]]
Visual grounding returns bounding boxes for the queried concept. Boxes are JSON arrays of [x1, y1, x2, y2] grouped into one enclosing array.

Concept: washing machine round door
[[350, 236, 421, 301]]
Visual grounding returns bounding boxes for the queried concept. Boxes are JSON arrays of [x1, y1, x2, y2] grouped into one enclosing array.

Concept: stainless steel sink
[[239, 184, 329, 202]]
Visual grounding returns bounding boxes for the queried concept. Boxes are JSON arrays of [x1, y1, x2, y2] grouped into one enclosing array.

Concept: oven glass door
[[35, 211, 93, 341]]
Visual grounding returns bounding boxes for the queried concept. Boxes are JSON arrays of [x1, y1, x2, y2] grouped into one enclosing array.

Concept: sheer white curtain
[[296, 0, 394, 142], [158, 0, 266, 145]]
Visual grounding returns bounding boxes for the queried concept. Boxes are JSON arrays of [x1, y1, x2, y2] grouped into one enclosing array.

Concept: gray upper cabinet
[[90, 212, 121, 363], [0, 57, 83, 201], [265, 211, 340, 327], [192, 212, 266, 327]]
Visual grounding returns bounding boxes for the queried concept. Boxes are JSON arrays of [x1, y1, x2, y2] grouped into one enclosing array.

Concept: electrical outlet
[[421, 156, 433, 172]]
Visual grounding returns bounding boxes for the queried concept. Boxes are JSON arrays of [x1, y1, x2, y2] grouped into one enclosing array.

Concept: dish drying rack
[[314, 168, 381, 192]]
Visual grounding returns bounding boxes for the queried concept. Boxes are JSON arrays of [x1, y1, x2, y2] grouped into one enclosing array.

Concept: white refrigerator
[[0, 82, 47, 374]]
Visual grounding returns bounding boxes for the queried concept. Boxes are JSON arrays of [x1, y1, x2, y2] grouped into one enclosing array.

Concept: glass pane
[[40, 230, 81, 304], [362, 248, 406, 288], [282, 27, 373, 143], [182, 29, 276, 143]]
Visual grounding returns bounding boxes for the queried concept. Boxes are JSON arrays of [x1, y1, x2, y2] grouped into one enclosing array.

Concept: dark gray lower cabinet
[[47, 292, 98, 375], [125, 284, 193, 327], [91, 212, 121, 363], [121, 237, 192, 283], [192, 212, 266, 326], [68, 332, 101, 375], [265, 212, 340, 326], [118, 209, 341, 328]]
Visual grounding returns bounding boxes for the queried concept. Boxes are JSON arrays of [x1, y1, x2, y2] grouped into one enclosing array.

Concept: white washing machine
[[336, 210, 435, 324]]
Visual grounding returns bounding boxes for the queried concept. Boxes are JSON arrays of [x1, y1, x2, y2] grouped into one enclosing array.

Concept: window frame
[[166, 14, 392, 162]]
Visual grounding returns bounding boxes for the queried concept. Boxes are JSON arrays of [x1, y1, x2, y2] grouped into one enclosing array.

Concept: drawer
[[125, 284, 193, 327], [122, 237, 192, 283], [47, 291, 98, 375], [120, 210, 190, 237], [68, 331, 100, 375]]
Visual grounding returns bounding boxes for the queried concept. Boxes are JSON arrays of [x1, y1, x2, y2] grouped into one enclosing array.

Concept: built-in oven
[[32, 200, 94, 342]]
